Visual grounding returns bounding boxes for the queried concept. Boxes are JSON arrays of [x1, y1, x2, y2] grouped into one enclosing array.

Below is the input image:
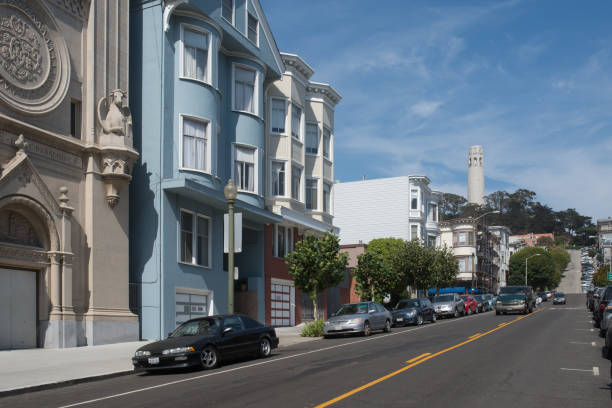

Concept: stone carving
[[97, 89, 132, 138], [0, 129, 82, 168], [48, 0, 89, 21], [102, 155, 129, 176], [0, 243, 48, 263], [0, 0, 70, 114], [101, 153, 132, 209], [0, 209, 42, 247]]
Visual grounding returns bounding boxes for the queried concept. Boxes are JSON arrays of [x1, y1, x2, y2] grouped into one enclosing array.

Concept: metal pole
[[228, 199, 235, 315], [524, 257, 528, 286]]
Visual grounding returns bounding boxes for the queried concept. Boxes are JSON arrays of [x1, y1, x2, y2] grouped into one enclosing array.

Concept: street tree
[[429, 245, 458, 293], [366, 238, 409, 301], [354, 251, 389, 302], [285, 232, 348, 320], [536, 236, 555, 247], [593, 264, 610, 287], [405, 239, 434, 291], [507, 247, 556, 290]]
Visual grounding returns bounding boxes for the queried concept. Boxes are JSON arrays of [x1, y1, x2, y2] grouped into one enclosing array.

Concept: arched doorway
[[0, 201, 52, 349]]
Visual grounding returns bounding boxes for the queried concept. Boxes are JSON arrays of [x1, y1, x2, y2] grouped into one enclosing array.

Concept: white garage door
[[270, 279, 295, 327], [0, 268, 37, 349]]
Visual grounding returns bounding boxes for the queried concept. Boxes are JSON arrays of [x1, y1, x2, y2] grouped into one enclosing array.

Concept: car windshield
[[499, 287, 526, 295], [555, 293, 564, 296], [395, 299, 420, 309], [169, 318, 219, 337], [434, 295, 454, 302], [335, 303, 369, 315]]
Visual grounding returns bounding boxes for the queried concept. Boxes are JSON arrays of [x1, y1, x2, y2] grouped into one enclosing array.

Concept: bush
[[301, 320, 325, 337]]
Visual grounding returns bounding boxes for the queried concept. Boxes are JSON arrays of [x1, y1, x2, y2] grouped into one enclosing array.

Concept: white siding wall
[[334, 177, 410, 244]]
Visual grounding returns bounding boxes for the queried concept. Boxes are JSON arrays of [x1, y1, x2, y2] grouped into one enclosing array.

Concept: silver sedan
[[323, 301, 392, 337]]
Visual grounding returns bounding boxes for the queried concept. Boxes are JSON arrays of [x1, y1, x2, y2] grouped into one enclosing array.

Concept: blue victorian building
[[129, 0, 283, 340]]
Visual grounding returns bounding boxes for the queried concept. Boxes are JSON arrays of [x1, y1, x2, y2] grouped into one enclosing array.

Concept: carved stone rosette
[[101, 153, 132, 208]]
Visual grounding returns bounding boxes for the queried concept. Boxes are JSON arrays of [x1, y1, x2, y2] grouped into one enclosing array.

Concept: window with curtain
[[247, 13, 258, 44], [271, 99, 286, 133], [234, 146, 255, 192], [410, 189, 418, 210], [222, 0, 233, 23], [323, 128, 331, 159], [182, 118, 207, 171], [459, 232, 467, 244], [180, 211, 193, 263], [306, 123, 319, 154], [196, 216, 209, 266], [458, 258, 466, 272], [272, 161, 285, 196], [323, 183, 331, 213], [306, 180, 317, 210], [291, 166, 301, 200], [291, 104, 301, 139], [183, 28, 207, 82], [234, 66, 256, 113]]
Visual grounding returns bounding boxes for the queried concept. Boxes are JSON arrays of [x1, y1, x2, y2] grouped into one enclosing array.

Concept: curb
[[0, 370, 134, 398]]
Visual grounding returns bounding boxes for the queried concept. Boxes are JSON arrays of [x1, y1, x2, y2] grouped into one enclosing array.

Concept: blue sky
[[261, 0, 612, 221]]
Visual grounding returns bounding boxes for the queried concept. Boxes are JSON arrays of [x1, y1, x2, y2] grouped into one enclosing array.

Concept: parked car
[[392, 298, 436, 326], [599, 305, 612, 338], [495, 286, 536, 315], [324, 301, 392, 337], [132, 314, 278, 372], [538, 291, 548, 302], [474, 295, 489, 312], [593, 286, 612, 329], [483, 294, 495, 309], [432, 294, 466, 318], [605, 321, 612, 359], [460, 295, 478, 315], [553, 292, 566, 305]]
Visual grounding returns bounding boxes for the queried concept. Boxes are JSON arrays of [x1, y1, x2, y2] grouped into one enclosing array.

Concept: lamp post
[[525, 254, 541, 286], [471, 210, 500, 292], [224, 179, 238, 315]]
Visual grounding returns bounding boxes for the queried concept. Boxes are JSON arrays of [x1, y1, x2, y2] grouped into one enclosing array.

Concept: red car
[[460, 295, 478, 315]]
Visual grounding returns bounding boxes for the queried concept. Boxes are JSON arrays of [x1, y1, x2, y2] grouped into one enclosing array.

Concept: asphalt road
[[558, 249, 582, 294], [2, 295, 610, 408]]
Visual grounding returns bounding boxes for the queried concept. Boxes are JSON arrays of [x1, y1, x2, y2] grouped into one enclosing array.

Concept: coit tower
[[467, 145, 484, 205]]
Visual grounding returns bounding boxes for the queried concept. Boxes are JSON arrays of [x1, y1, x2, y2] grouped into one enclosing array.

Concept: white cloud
[[411, 101, 443, 118]]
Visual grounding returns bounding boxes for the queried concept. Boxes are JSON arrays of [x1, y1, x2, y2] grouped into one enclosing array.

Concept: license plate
[[396, 318, 403, 322], [148, 357, 160, 364]]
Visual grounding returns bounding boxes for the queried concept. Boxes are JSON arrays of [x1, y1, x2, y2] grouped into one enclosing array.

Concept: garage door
[[270, 279, 294, 327], [0, 268, 36, 349]]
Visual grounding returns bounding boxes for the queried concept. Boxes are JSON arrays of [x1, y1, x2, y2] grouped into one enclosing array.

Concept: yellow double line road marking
[[315, 310, 541, 408]]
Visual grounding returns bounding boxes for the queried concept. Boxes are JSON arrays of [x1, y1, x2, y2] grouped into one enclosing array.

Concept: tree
[[353, 251, 389, 302], [593, 264, 610, 287], [507, 247, 556, 290], [439, 193, 467, 220], [429, 245, 458, 292], [285, 232, 348, 320], [536, 236, 555, 247], [366, 238, 409, 301], [405, 240, 434, 291]]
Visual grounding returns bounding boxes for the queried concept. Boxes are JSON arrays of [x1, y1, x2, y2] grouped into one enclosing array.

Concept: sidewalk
[[0, 325, 317, 395]]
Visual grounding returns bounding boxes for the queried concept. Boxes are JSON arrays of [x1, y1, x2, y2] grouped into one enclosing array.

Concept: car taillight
[[600, 303, 606, 310]]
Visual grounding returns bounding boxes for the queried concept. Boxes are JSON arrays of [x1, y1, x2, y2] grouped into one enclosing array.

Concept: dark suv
[[495, 286, 536, 315], [594, 286, 612, 328]]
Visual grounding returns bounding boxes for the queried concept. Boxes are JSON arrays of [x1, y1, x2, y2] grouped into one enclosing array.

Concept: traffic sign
[[608, 272, 612, 280]]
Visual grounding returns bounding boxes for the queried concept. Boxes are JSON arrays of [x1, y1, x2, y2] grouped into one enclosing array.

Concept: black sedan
[[132, 314, 279, 372], [391, 298, 436, 326]]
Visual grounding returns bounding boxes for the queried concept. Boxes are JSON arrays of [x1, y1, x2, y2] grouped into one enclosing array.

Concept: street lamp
[[224, 179, 238, 315], [470, 210, 500, 292], [525, 254, 541, 286]]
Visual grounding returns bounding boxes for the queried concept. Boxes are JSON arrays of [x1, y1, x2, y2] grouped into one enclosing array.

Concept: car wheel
[[416, 315, 423, 326], [383, 319, 391, 333], [453, 309, 459, 318], [467, 308, 472, 316], [200, 345, 219, 370], [362, 321, 371, 336], [496, 310, 500, 315], [431, 313, 437, 323], [600, 329, 606, 338], [259, 337, 272, 358]]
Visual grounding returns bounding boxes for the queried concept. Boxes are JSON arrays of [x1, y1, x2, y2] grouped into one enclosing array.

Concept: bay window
[[291, 166, 301, 200], [234, 145, 256, 192], [323, 182, 331, 213], [182, 117, 208, 172], [271, 99, 286, 133], [247, 13, 258, 45], [271, 161, 285, 196], [323, 128, 331, 159], [274, 225, 293, 258], [234, 66, 256, 113], [182, 27, 208, 82], [306, 179, 318, 210], [306, 123, 319, 154], [291, 104, 301, 140]]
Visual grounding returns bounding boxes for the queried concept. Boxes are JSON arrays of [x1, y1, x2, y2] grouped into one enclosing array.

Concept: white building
[[439, 219, 478, 284], [467, 145, 485, 205], [490, 226, 510, 288], [334, 176, 441, 246]]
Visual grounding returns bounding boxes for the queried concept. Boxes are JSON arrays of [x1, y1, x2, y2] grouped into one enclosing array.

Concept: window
[[306, 179, 318, 210], [224, 315, 244, 332], [182, 118, 208, 171], [180, 210, 211, 267], [183, 27, 208, 82], [271, 161, 285, 196], [234, 145, 255, 192], [323, 182, 331, 213], [70, 100, 81, 139], [234, 66, 256, 113], [222, 0, 233, 23], [428, 203, 438, 222], [411, 189, 418, 210], [468, 231, 474, 245], [458, 258, 466, 272], [411, 225, 418, 240], [275, 226, 293, 257], [270, 99, 286, 133], [291, 104, 301, 140], [247, 13, 258, 44], [306, 123, 319, 154], [459, 232, 466, 244], [323, 128, 331, 159], [291, 166, 301, 200]]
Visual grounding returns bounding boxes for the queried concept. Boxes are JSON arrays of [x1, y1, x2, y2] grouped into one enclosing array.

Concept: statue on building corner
[[97, 89, 132, 138]]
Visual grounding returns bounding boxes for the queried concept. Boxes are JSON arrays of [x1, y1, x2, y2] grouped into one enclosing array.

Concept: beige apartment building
[[0, 0, 138, 349]]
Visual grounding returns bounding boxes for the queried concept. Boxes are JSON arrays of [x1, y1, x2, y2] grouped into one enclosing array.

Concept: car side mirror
[[223, 327, 233, 335], [368, 309, 376, 314]]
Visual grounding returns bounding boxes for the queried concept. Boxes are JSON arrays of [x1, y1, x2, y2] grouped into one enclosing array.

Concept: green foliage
[[405, 240, 435, 290], [364, 238, 410, 300], [537, 236, 555, 247], [508, 247, 557, 290], [354, 251, 389, 302], [588, 249, 597, 258], [285, 231, 348, 319], [593, 264, 610, 287], [548, 246, 571, 273], [301, 320, 325, 337], [430, 245, 459, 290]]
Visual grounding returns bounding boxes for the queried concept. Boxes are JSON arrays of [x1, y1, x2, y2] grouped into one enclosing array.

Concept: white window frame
[[269, 97, 288, 135], [305, 122, 319, 156], [323, 181, 331, 213], [270, 159, 287, 197], [291, 164, 303, 201], [274, 225, 293, 258], [231, 143, 258, 194], [247, 11, 259, 46], [178, 209, 212, 268], [323, 126, 332, 160], [221, 0, 234, 25], [179, 114, 212, 175], [232, 63, 259, 117], [306, 178, 318, 211], [179, 24, 213, 85], [291, 103, 302, 141]]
